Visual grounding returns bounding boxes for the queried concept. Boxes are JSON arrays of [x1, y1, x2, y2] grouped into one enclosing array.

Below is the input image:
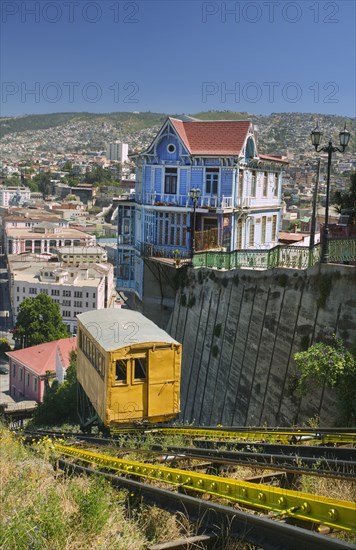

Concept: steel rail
[[194, 440, 356, 462], [57, 459, 355, 550], [23, 430, 356, 461], [54, 443, 356, 532], [20, 430, 356, 462], [141, 428, 356, 445], [23, 432, 355, 480], [29, 427, 356, 444], [151, 444, 356, 480]]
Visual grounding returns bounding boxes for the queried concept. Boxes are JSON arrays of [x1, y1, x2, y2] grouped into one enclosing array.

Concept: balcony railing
[[192, 238, 356, 270], [142, 193, 234, 209], [137, 241, 191, 263]]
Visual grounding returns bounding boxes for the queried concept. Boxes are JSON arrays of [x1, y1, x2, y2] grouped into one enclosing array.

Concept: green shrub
[[294, 336, 356, 424]]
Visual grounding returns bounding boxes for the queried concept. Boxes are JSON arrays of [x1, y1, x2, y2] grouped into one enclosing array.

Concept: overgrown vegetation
[[30, 351, 78, 427], [0, 425, 185, 549], [294, 336, 356, 424]]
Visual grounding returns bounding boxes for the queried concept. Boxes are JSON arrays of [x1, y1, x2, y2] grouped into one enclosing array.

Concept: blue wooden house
[[116, 116, 288, 298]]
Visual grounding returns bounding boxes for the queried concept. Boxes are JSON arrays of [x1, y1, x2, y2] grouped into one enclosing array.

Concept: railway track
[[21, 429, 356, 548], [23, 430, 356, 480], [53, 443, 356, 532]]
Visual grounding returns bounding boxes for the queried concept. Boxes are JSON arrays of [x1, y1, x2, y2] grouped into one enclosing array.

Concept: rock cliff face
[[168, 264, 356, 426]]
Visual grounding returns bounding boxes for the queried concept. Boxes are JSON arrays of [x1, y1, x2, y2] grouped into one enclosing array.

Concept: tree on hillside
[[332, 172, 356, 212], [14, 293, 68, 348], [31, 350, 78, 426], [32, 172, 53, 197]]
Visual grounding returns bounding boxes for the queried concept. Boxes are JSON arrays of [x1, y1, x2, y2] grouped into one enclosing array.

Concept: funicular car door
[[112, 353, 148, 422], [148, 347, 176, 418]]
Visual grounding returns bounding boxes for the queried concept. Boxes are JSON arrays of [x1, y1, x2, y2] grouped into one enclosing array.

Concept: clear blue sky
[[1, 0, 355, 117]]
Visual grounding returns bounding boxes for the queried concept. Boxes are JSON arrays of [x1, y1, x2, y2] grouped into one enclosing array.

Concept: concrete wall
[[168, 264, 356, 426]]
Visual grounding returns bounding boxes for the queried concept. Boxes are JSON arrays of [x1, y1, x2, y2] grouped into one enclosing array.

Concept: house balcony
[[137, 241, 192, 265], [143, 193, 234, 210], [117, 235, 135, 246]]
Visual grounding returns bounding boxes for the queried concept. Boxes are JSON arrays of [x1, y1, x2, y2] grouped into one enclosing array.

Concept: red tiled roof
[[169, 118, 252, 155], [278, 232, 305, 243], [7, 337, 76, 376], [259, 154, 289, 164]]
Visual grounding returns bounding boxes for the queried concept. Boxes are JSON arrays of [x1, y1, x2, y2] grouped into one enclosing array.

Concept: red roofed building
[[118, 116, 288, 298], [7, 337, 77, 403]]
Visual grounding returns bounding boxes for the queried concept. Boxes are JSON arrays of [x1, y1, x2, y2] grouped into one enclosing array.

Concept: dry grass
[[0, 425, 189, 550]]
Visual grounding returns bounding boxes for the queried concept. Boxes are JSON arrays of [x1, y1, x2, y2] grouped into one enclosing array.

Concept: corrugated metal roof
[[77, 309, 179, 351]]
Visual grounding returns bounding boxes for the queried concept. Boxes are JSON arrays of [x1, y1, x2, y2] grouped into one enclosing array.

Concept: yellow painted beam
[[55, 443, 356, 532]]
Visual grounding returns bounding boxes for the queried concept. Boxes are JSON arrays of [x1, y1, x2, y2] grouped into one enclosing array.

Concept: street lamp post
[[310, 123, 350, 263], [189, 188, 201, 257]]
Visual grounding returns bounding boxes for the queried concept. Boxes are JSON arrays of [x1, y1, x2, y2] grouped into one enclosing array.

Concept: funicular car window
[[134, 357, 146, 381], [115, 360, 127, 383]]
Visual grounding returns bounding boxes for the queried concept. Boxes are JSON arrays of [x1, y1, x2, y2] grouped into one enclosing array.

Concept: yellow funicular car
[[76, 309, 181, 431]]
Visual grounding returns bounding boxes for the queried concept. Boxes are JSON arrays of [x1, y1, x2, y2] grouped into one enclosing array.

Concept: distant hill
[[1, 111, 355, 160]]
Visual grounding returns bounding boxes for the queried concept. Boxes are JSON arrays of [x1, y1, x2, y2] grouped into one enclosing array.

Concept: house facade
[[116, 117, 288, 298], [7, 337, 76, 402]]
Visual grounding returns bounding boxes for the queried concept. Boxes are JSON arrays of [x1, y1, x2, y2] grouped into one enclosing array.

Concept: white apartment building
[[0, 186, 31, 207], [10, 260, 115, 333], [5, 223, 95, 255], [106, 142, 128, 162], [56, 245, 108, 264]]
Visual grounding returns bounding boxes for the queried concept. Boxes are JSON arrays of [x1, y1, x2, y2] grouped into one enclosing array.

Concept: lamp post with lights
[[189, 188, 201, 257], [310, 123, 350, 263]]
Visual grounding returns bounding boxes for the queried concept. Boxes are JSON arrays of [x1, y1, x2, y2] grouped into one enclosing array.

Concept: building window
[[33, 378, 38, 392], [238, 170, 243, 196], [156, 212, 187, 247], [274, 173, 279, 196], [74, 301, 82, 307], [251, 171, 257, 197], [51, 289, 60, 296], [63, 290, 71, 297], [261, 216, 267, 243], [249, 224, 255, 247], [167, 143, 176, 153], [20, 368, 23, 382], [164, 167, 177, 194], [63, 299, 71, 306], [74, 291, 83, 298], [263, 172, 268, 197], [205, 168, 219, 194], [26, 373, 30, 386], [29, 288, 37, 295], [236, 219, 243, 249], [12, 363, 16, 377], [272, 215, 277, 240], [134, 358, 146, 381], [63, 311, 71, 317], [115, 360, 127, 383]]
